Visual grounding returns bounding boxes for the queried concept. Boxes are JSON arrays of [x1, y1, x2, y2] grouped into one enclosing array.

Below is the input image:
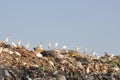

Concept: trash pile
[[0, 40, 120, 80]]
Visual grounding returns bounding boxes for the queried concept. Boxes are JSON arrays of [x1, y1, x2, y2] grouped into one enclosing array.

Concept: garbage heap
[[0, 42, 120, 80]]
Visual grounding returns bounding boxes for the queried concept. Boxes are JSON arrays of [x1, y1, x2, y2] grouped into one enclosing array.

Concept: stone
[[55, 74, 66, 80]]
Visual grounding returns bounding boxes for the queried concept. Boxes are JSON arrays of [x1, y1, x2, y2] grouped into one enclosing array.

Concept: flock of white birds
[[0, 36, 115, 58], [1, 36, 75, 51]]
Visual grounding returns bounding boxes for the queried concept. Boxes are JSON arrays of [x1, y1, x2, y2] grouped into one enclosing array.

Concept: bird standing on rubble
[[75, 46, 80, 52], [25, 42, 30, 49], [54, 42, 58, 49], [1, 36, 9, 44], [17, 40, 22, 47], [84, 48, 88, 54], [62, 45, 67, 50], [48, 42, 52, 49], [5, 36, 9, 43], [11, 42, 17, 48]]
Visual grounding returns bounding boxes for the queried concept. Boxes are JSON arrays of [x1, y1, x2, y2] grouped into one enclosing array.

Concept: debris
[[36, 53, 43, 58]]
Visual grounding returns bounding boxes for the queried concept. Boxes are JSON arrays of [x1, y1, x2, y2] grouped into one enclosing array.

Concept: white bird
[[54, 42, 58, 49], [75, 46, 80, 52], [92, 51, 97, 57], [38, 43, 43, 49], [1, 36, 9, 44], [111, 54, 114, 58], [62, 45, 67, 50], [25, 42, 30, 49], [48, 42, 52, 49], [97, 56, 100, 59], [84, 48, 88, 54], [17, 40, 21, 47], [5, 36, 9, 43], [11, 42, 17, 48]]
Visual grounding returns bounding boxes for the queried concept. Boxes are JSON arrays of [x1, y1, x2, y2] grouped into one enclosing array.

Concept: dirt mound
[[0, 42, 120, 80]]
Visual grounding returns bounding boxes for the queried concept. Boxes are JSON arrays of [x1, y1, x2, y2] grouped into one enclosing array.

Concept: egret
[[1, 36, 9, 44], [5, 36, 9, 43], [11, 42, 17, 48], [54, 42, 58, 49], [25, 42, 30, 49], [17, 40, 21, 47], [92, 51, 97, 57], [38, 43, 43, 49], [48, 42, 52, 49], [62, 45, 67, 50], [111, 54, 114, 58], [84, 48, 88, 54], [75, 46, 80, 52]]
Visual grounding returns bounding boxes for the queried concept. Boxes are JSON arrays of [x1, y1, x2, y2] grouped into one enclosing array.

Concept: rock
[[86, 75, 94, 80], [0, 68, 2, 80], [53, 71, 59, 76], [3, 69, 10, 77], [36, 53, 43, 58], [55, 74, 66, 80]]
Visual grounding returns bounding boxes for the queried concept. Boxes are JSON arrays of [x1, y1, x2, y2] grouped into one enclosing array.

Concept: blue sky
[[0, 0, 120, 55]]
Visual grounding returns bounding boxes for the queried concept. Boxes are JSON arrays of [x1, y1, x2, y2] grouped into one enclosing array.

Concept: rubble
[[0, 41, 120, 80]]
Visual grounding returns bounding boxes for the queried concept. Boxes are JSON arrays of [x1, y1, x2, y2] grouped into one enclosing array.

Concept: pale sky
[[0, 0, 120, 56]]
